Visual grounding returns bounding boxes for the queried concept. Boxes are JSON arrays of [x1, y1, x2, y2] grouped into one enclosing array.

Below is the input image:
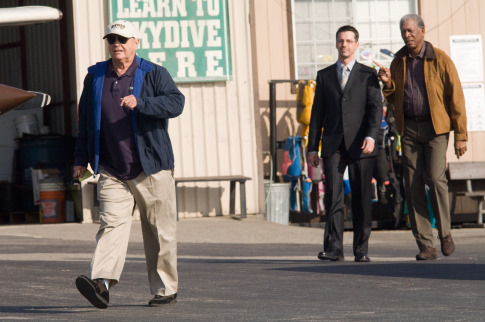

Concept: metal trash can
[[264, 182, 290, 225]]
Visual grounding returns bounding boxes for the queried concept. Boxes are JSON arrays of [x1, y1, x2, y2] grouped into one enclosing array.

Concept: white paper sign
[[450, 35, 483, 83], [462, 83, 485, 132]]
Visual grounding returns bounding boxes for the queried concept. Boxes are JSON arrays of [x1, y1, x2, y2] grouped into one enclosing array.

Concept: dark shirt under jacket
[[99, 59, 143, 180], [403, 42, 431, 118]]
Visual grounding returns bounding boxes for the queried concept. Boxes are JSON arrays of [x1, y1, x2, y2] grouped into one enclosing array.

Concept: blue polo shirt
[[99, 59, 143, 180]]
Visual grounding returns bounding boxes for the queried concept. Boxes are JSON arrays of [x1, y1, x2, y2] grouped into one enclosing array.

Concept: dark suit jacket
[[307, 61, 383, 159]]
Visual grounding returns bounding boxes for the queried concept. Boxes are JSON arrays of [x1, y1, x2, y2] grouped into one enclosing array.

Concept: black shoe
[[354, 255, 371, 262], [317, 251, 344, 261], [75, 275, 109, 309], [148, 293, 177, 306]]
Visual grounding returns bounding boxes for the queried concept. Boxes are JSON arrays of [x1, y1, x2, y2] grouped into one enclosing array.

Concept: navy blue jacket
[[74, 56, 185, 177]]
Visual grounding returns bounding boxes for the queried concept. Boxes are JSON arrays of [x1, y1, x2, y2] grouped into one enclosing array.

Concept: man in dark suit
[[307, 25, 383, 262]]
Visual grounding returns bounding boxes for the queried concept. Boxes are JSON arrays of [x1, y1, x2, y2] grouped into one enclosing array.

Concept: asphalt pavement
[[1, 214, 485, 321]]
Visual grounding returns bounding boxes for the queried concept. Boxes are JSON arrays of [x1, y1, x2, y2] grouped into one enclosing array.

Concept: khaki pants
[[402, 118, 450, 248], [90, 168, 178, 296]]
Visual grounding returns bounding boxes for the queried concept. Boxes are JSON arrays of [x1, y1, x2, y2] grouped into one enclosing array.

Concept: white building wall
[[72, 0, 109, 101], [71, 0, 259, 219]]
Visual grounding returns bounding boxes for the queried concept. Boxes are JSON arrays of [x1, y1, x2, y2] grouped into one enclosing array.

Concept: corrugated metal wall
[[0, 0, 70, 136], [253, 0, 294, 99], [251, 0, 300, 182], [72, 0, 259, 218], [0, 0, 68, 181], [24, 0, 66, 135], [0, 11, 22, 88], [420, 0, 485, 163]]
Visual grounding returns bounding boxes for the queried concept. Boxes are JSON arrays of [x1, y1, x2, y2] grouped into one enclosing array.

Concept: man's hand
[[73, 165, 87, 179], [455, 140, 467, 159], [307, 152, 320, 167], [120, 94, 137, 110], [373, 60, 392, 88], [361, 138, 375, 154]]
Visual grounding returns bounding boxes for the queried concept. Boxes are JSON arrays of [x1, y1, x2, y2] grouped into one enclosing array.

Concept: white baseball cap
[[103, 20, 139, 39]]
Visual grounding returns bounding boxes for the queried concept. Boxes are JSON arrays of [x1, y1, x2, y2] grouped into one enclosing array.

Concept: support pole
[[269, 81, 277, 181]]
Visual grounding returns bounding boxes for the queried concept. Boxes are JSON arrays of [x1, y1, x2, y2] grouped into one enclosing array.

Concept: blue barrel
[[18, 135, 73, 186]]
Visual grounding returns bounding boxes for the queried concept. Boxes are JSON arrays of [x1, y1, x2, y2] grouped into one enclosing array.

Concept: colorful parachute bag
[[296, 80, 316, 146], [282, 136, 302, 212], [282, 136, 312, 213], [297, 80, 319, 213], [300, 141, 313, 214], [282, 136, 302, 181]]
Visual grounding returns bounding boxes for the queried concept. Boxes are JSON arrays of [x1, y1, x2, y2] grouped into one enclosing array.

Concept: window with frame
[[292, 0, 418, 80]]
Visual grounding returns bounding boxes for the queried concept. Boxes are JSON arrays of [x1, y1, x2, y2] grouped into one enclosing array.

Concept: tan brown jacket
[[383, 41, 467, 141]]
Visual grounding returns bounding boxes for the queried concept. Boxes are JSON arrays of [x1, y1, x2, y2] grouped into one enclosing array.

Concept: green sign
[[109, 0, 232, 83]]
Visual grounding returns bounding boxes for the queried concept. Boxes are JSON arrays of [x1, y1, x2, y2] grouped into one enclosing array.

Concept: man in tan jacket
[[375, 14, 467, 260]]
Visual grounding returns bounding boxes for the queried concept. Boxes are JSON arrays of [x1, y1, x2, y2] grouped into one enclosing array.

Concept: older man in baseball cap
[[74, 19, 184, 309]]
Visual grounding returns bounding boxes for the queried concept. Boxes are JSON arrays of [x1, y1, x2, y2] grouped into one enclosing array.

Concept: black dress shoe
[[75, 275, 109, 309], [149, 293, 177, 306], [317, 251, 344, 261], [354, 255, 371, 262]]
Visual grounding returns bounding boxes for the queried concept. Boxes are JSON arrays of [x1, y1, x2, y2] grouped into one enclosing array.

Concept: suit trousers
[[401, 118, 450, 248], [90, 168, 178, 296], [323, 144, 375, 257]]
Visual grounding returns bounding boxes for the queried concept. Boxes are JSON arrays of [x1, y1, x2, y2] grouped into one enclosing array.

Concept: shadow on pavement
[[269, 262, 485, 280], [0, 304, 141, 314]]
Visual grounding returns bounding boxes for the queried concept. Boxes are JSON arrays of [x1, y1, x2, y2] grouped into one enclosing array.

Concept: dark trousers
[[323, 143, 375, 256]]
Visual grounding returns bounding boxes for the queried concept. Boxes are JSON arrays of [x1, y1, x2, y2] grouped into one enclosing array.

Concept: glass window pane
[[293, 0, 417, 78], [296, 22, 314, 42], [297, 44, 314, 64]]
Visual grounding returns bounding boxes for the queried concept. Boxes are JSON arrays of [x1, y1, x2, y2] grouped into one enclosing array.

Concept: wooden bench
[[448, 162, 485, 225], [175, 176, 251, 218]]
